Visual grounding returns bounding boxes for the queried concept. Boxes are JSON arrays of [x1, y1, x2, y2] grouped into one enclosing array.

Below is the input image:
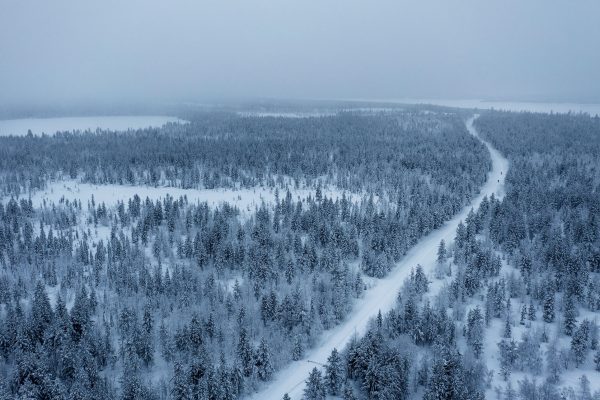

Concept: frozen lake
[[0, 115, 187, 136]]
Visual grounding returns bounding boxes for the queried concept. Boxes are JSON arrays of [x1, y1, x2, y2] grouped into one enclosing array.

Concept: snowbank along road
[[246, 115, 510, 400]]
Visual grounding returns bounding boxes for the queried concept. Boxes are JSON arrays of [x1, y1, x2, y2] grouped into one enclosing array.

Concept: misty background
[[1, 0, 599, 110]]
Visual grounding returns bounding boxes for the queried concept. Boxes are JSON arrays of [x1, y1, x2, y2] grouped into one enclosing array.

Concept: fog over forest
[[1, 0, 600, 109]]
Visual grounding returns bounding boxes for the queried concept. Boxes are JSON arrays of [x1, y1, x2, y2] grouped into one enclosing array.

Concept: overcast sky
[[1, 0, 599, 107]]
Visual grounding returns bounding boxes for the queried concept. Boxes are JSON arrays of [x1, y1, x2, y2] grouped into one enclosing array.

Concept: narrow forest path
[[247, 115, 509, 400]]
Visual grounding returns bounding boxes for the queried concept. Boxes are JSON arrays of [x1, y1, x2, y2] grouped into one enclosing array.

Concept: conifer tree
[[325, 348, 344, 395], [466, 307, 484, 358], [255, 338, 273, 381], [563, 295, 577, 336], [304, 367, 325, 400], [237, 328, 254, 377], [543, 290, 555, 323]]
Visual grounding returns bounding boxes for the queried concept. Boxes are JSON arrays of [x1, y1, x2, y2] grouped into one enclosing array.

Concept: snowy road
[[247, 115, 509, 400]]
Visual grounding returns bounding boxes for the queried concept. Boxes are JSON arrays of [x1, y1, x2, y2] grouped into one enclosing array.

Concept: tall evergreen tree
[[563, 295, 577, 336], [304, 367, 325, 400], [324, 348, 344, 395], [466, 307, 484, 358], [543, 290, 555, 323], [255, 338, 273, 381]]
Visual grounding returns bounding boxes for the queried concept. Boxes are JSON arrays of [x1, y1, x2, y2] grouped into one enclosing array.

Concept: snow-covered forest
[[303, 111, 600, 400], [2, 0, 599, 398], [0, 107, 494, 399], [1, 106, 599, 400]]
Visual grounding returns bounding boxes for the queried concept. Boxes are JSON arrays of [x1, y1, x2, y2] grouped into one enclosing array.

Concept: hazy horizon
[[2, 0, 599, 109]]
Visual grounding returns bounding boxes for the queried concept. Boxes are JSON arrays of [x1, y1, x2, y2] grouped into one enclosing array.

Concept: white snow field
[[6, 180, 365, 218], [237, 111, 336, 118], [247, 115, 509, 400], [0, 115, 187, 136]]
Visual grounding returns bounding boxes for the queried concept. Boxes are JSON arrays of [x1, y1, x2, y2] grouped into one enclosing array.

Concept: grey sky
[[1, 0, 599, 107]]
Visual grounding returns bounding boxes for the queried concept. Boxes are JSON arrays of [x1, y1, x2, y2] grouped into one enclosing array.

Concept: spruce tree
[[237, 328, 253, 377], [325, 348, 344, 395], [437, 240, 447, 264], [255, 338, 273, 381], [424, 348, 469, 400], [571, 320, 590, 367], [466, 307, 484, 358], [30, 281, 53, 344], [563, 295, 577, 336], [172, 362, 190, 400], [543, 290, 555, 323], [292, 335, 304, 361], [503, 313, 512, 338], [304, 367, 325, 400], [413, 265, 429, 294], [528, 302, 536, 321]]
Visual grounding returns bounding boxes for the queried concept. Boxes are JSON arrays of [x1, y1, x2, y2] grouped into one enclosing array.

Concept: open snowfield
[[0, 115, 187, 136], [5, 180, 365, 217], [2, 180, 369, 265], [237, 111, 335, 118], [247, 116, 509, 400]]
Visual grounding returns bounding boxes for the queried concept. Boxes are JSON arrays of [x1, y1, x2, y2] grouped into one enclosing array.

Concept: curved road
[[247, 115, 509, 400]]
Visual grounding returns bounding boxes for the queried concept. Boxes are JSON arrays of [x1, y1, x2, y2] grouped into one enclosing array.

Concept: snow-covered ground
[[247, 116, 509, 400], [2, 180, 371, 258], [5, 180, 364, 217], [237, 111, 335, 118], [477, 261, 600, 398], [0, 115, 187, 136]]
